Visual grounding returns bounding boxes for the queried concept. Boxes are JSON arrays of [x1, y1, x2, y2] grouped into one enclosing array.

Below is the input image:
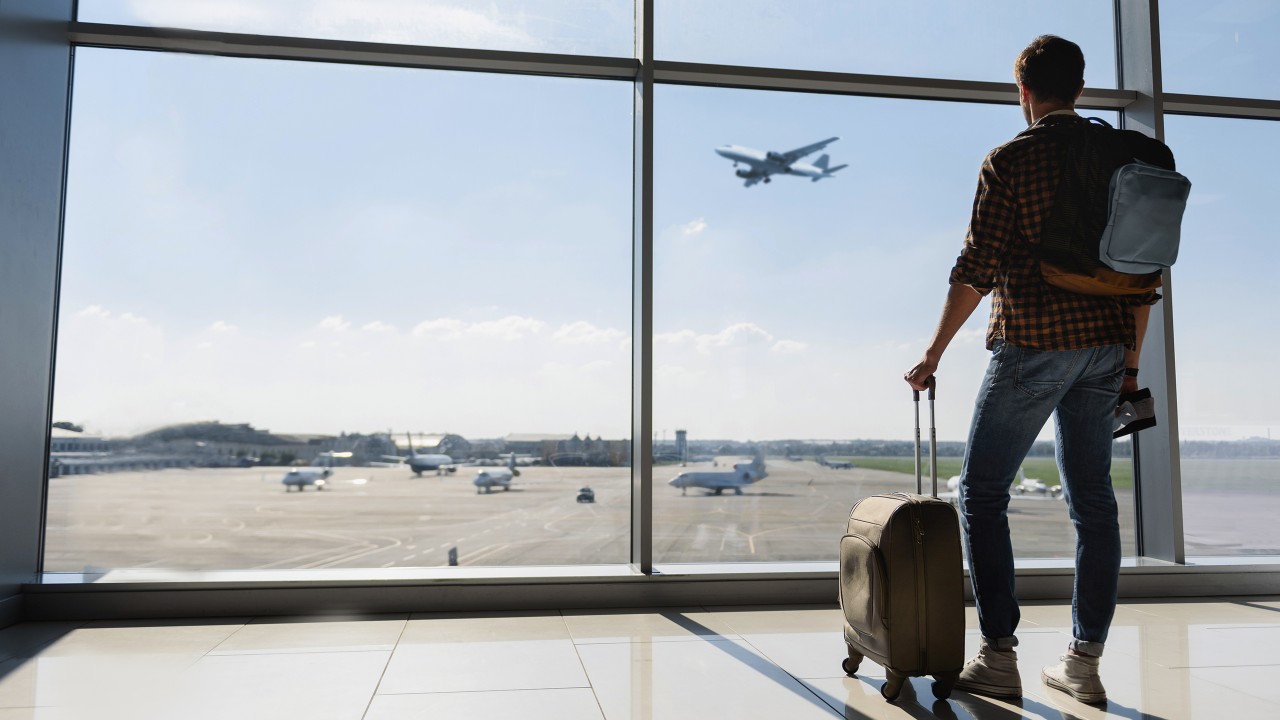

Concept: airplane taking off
[[715, 136, 846, 187], [669, 455, 767, 496], [383, 433, 456, 476], [474, 455, 520, 494]]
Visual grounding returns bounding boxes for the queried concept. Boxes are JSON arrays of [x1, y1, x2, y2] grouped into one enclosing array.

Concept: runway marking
[[311, 534, 405, 568], [250, 529, 401, 569], [458, 543, 510, 565]]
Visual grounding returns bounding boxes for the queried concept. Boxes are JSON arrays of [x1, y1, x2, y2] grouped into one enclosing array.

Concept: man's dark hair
[[1014, 35, 1085, 104]]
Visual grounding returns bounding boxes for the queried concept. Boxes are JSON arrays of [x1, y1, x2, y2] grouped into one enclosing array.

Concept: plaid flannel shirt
[[950, 114, 1159, 351]]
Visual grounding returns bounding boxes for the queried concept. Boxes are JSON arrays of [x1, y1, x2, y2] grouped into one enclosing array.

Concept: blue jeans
[[959, 340, 1124, 658]]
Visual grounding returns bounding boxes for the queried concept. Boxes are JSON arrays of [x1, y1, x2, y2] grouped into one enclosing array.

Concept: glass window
[[1163, 115, 1280, 557], [1160, 0, 1280, 100], [652, 84, 1135, 563], [656, 0, 1116, 89], [47, 48, 633, 573], [78, 0, 634, 58]]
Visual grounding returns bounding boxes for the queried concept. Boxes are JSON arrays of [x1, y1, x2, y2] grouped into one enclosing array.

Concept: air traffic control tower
[[675, 429, 688, 464]]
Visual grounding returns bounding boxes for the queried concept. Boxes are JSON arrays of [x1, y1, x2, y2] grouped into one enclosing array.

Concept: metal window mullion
[[631, 0, 654, 575], [1117, 0, 1185, 564], [68, 22, 639, 80], [69, 21, 1156, 112], [1162, 93, 1280, 121], [0, 0, 76, 615], [654, 60, 1137, 109]]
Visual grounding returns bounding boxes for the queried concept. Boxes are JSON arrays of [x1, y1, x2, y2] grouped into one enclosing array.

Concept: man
[[904, 35, 1163, 704]]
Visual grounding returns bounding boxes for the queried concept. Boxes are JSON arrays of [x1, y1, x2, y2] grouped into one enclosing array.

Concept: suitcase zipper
[[911, 503, 928, 671]]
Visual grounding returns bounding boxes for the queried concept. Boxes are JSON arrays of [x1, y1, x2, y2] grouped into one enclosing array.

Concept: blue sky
[[55, 1, 1279, 443]]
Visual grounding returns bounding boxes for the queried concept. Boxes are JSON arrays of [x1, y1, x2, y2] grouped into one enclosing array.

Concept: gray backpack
[[1036, 117, 1191, 296], [1099, 157, 1191, 274]]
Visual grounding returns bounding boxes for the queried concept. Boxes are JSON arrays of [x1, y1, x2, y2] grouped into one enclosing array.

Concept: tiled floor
[[1, 598, 1278, 719]]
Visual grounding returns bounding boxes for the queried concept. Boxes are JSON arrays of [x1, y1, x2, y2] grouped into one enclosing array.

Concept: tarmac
[[43, 458, 1140, 573]]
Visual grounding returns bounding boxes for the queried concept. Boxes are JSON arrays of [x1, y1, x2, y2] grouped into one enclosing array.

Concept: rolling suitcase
[[838, 377, 965, 701]]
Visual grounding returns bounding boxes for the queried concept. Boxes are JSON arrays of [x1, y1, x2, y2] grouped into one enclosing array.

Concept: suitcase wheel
[[931, 672, 959, 700], [880, 671, 906, 702], [841, 654, 862, 677]]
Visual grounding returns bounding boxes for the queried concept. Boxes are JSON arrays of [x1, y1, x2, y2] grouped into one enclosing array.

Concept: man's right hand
[[904, 355, 939, 391]]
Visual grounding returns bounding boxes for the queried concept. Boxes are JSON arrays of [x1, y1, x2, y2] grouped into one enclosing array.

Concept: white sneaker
[[954, 641, 1022, 698], [1042, 652, 1107, 704]]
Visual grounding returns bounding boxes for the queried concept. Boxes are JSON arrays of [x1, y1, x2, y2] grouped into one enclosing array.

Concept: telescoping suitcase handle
[[912, 376, 938, 497]]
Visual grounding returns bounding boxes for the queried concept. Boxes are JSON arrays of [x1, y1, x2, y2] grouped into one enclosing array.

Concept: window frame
[[6, 1, 1280, 616]]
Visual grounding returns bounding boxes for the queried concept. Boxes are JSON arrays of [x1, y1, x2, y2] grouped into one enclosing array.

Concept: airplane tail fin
[[814, 154, 830, 170], [812, 163, 848, 181]]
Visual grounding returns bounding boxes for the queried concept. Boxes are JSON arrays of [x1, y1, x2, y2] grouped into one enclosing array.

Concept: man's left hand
[[1120, 375, 1139, 396]]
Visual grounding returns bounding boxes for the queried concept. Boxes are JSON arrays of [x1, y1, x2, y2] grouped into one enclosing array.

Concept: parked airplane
[[715, 136, 846, 187], [669, 455, 767, 496], [474, 455, 520, 494], [281, 465, 331, 492], [383, 433, 456, 476], [818, 455, 855, 469], [281, 450, 352, 492], [938, 467, 1063, 505]]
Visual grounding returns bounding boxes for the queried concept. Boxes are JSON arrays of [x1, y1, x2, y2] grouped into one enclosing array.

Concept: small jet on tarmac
[[282, 466, 331, 491], [474, 455, 520, 494], [281, 450, 352, 492], [382, 433, 456, 476], [818, 455, 855, 469], [715, 136, 846, 187], [669, 455, 768, 496], [939, 467, 1063, 505]]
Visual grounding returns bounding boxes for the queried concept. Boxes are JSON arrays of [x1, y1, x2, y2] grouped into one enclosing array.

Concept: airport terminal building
[[3, 2, 1279, 717]]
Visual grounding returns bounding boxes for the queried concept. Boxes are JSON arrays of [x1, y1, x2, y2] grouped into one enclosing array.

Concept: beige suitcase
[[838, 378, 965, 701]]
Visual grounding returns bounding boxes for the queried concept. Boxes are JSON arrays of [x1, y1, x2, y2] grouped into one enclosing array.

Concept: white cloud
[[318, 315, 351, 332], [681, 217, 708, 236], [468, 315, 545, 341], [553, 321, 625, 345], [76, 305, 111, 319], [209, 321, 238, 333], [361, 321, 396, 334], [695, 323, 775, 354], [657, 324, 808, 356], [771, 340, 808, 354], [412, 318, 466, 339]]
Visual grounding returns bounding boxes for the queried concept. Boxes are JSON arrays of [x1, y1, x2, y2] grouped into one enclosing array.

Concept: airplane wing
[[743, 175, 764, 188], [780, 136, 839, 164]]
